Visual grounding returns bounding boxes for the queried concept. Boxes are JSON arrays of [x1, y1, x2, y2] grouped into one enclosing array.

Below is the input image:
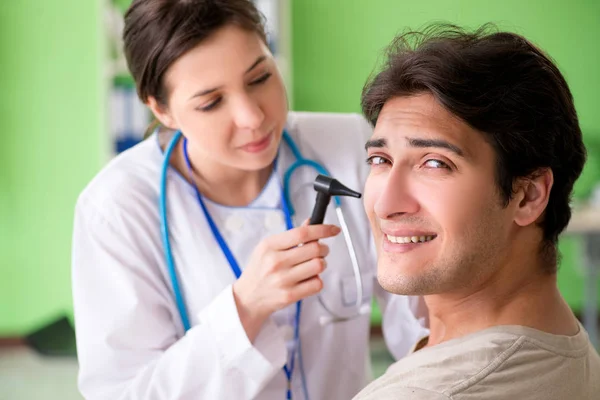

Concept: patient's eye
[[423, 159, 450, 169], [366, 155, 390, 166]]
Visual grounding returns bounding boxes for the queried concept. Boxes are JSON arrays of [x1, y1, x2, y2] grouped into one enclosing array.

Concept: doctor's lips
[[240, 132, 272, 153]]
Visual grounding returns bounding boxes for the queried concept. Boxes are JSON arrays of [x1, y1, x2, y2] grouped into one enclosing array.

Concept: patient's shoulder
[[355, 385, 450, 400], [355, 325, 600, 400]]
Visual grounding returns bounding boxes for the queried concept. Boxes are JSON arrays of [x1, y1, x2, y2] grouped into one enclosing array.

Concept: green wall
[[0, 1, 106, 335], [0, 0, 598, 336], [292, 0, 600, 313]]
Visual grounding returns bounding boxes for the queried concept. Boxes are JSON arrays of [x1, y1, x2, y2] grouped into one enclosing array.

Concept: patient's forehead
[[374, 94, 489, 163]]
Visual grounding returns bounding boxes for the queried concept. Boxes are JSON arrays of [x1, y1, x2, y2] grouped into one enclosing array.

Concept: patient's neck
[[423, 246, 580, 347]]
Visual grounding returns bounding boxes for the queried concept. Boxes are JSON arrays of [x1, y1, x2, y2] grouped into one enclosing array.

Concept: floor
[[0, 347, 83, 400], [0, 338, 395, 400]]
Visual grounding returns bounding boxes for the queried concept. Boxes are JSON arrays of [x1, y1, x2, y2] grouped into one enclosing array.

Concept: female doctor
[[71, 0, 428, 399]]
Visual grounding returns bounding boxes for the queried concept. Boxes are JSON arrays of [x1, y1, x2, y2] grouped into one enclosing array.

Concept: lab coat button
[[264, 212, 284, 231], [225, 214, 244, 232]]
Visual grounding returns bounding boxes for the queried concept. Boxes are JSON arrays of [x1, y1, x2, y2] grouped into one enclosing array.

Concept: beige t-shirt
[[354, 324, 600, 399]]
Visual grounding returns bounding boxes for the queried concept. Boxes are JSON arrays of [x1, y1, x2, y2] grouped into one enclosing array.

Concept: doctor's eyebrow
[[365, 137, 466, 158], [189, 86, 221, 99], [188, 55, 268, 100], [245, 55, 267, 73]]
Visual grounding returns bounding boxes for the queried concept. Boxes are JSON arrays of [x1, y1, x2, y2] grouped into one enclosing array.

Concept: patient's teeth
[[387, 234, 437, 244]]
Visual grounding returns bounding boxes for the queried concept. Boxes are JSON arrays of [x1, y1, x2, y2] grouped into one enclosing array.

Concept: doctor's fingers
[[264, 224, 341, 250], [285, 275, 324, 304], [278, 241, 329, 268], [284, 257, 327, 285]]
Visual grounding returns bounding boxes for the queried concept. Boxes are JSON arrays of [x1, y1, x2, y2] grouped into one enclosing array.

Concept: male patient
[[354, 24, 600, 399]]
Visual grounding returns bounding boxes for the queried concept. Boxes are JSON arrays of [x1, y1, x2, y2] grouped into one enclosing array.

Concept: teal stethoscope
[[159, 130, 364, 400]]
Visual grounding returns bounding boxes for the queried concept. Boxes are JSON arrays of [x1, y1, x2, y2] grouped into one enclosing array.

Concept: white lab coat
[[72, 111, 429, 400]]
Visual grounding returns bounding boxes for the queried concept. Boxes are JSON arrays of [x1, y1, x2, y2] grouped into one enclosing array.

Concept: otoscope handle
[[309, 191, 331, 225]]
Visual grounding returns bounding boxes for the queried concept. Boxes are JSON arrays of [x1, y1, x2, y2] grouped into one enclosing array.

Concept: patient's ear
[[513, 168, 553, 227], [146, 96, 177, 130]]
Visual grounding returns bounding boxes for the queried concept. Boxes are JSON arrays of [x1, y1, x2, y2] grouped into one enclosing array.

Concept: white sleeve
[[354, 113, 430, 360], [72, 198, 286, 400]]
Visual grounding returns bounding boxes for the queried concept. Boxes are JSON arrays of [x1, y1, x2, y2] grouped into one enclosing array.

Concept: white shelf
[[565, 203, 600, 235]]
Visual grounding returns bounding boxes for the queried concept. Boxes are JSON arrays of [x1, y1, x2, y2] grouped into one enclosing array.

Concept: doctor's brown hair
[[361, 23, 586, 272], [123, 0, 267, 108]]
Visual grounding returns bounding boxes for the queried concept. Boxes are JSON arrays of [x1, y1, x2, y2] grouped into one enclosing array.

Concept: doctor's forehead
[[366, 95, 479, 157]]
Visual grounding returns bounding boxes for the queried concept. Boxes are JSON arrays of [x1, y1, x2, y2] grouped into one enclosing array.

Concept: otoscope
[[309, 174, 362, 224], [307, 174, 369, 325]]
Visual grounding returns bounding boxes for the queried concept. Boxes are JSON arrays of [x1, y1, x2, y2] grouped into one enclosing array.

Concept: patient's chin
[[377, 265, 442, 296]]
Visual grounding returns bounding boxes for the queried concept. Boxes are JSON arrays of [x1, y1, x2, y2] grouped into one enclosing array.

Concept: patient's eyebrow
[[365, 136, 467, 159], [365, 138, 387, 151], [407, 137, 465, 158]]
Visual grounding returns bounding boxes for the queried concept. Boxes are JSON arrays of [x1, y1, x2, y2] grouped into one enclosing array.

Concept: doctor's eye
[[366, 155, 390, 166], [197, 97, 222, 112], [249, 72, 272, 86], [423, 159, 450, 169]]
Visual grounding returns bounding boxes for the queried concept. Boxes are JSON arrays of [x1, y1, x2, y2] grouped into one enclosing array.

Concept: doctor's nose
[[373, 169, 419, 220], [232, 94, 265, 131]]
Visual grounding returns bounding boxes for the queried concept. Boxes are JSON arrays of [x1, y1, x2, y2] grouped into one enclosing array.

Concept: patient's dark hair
[[362, 23, 586, 272], [123, 0, 267, 106]]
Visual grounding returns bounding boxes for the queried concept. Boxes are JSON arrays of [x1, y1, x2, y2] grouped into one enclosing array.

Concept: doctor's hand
[[232, 223, 341, 343]]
